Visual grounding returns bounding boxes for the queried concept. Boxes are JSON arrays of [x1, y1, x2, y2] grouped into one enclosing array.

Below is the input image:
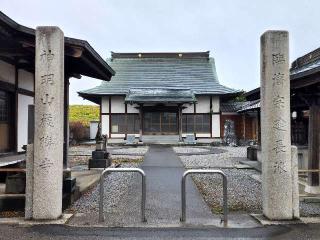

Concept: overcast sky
[[2, 0, 319, 104]]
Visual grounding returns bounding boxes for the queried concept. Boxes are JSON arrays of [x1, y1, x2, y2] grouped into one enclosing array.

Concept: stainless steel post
[[180, 169, 228, 227], [99, 168, 146, 223]]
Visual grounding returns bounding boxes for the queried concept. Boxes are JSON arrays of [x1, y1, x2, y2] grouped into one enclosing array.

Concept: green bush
[[69, 105, 99, 127], [69, 121, 87, 142]]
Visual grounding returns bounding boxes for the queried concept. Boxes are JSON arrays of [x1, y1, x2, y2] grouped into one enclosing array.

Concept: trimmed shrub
[[69, 105, 99, 127], [69, 121, 88, 143]]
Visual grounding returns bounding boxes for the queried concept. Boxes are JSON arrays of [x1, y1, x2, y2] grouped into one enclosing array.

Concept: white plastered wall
[[101, 96, 127, 138], [101, 115, 109, 136], [211, 96, 220, 138], [196, 96, 210, 113], [182, 103, 194, 113], [127, 103, 139, 113], [101, 96, 109, 136], [17, 94, 34, 152], [18, 69, 34, 91], [111, 96, 125, 113], [101, 97, 109, 113], [0, 60, 15, 84]]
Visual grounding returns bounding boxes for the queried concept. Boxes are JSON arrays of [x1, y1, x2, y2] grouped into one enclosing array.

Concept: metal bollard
[[180, 169, 228, 227], [99, 168, 146, 223]]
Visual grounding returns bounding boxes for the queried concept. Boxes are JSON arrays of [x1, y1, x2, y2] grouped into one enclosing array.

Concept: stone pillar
[[33, 27, 64, 219], [25, 105, 35, 220], [260, 31, 294, 220], [291, 146, 300, 219]]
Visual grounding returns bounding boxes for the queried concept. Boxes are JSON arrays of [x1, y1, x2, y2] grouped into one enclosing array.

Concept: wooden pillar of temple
[[308, 101, 320, 187], [178, 105, 182, 142], [63, 76, 70, 168], [242, 114, 246, 141], [139, 104, 143, 142], [257, 109, 261, 145]]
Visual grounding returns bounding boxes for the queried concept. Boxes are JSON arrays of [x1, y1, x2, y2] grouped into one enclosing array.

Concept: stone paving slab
[[140, 145, 218, 225]]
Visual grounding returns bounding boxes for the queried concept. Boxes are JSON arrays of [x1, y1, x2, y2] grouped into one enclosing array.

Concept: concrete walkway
[[141, 145, 214, 225]]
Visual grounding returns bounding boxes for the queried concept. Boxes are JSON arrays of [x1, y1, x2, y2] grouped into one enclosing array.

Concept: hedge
[[69, 105, 99, 127]]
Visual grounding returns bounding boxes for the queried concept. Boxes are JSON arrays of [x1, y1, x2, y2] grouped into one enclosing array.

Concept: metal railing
[[99, 168, 147, 222], [180, 169, 228, 227]]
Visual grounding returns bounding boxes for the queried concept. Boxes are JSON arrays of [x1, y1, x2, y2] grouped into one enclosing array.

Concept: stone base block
[[92, 151, 109, 159], [304, 185, 320, 194], [0, 194, 25, 211], [63, 177, 76, 193], [5, 173, 26, 194], [62, 186, 80, 210], [247, 146, 258, 161], [251, 214, 302, 226], [88, 158, 111, 169]]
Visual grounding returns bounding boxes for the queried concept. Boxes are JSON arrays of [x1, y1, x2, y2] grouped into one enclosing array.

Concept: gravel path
[[176, 146, 247, 168], [69, 145, 148, 156], [70, 162, 139, 214]]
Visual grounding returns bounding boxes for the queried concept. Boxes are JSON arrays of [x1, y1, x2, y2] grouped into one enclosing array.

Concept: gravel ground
[[69, 145, 148, 156], [69, 155, 90, 168], [69, 162, 139, 214], [176, 146, 247, 168], [192, 168, 320, 216], [112, 155, 144, 161], [173, 147, 211, 154], [178, 146, 320, 217], [192, 169, 262, 214], [111, 146, 149, 155], [68, 145, 148, 167]]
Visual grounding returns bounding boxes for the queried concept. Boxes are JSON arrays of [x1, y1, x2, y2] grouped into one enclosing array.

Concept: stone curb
[[0, 213, 73, 226]]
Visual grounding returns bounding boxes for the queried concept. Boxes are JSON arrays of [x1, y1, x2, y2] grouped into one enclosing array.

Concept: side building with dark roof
[[79, 51, 239, 142], [0, 11, 114, 159]]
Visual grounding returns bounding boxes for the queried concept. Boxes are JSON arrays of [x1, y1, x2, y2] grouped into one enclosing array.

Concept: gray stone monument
[[260, 31, 298, 220], [32, 27, 64, 219], [88, 123, 110, 169]]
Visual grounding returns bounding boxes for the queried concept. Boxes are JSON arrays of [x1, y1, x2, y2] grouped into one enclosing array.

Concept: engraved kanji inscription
[[272, 139, 286, 154], [272, 53, 285, 65], [272, 73, 285, 87], [39, 136, 54, 147], [273, 117, 287, 131], [273, 95, 285, 109], [41, 94, 54, 105], [273, 160, 288, 174], [38, 157, 54, 173], [39, 113, 54, 127], [41, 74, 54, 85], [40, 49, 54, 62]]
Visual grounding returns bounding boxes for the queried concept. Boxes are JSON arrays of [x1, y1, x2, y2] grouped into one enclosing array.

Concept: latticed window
[[0, 90, 8, 122], [182, 114, 210, 133], [111, 114, 140, 134]]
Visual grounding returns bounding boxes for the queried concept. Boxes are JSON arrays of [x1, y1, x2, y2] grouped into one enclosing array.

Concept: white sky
[[2, 0, 319, 105]]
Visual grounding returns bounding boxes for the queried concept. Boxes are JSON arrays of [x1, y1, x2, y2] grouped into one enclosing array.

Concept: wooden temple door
[[143, 112, 178, 135], [0, 90, 14, 153]]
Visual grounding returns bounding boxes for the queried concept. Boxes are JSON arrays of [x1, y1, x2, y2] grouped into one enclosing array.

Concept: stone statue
[[223, 120, 237, 146], [89, 123, 110, 169], [95, 122, 103, 142]]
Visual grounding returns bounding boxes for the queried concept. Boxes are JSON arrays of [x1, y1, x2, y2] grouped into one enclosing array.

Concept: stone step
[[142, 135, 180, 144]]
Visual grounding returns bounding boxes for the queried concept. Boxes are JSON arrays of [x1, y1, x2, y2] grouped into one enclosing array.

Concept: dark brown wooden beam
[[308, 101, 320, 186]]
